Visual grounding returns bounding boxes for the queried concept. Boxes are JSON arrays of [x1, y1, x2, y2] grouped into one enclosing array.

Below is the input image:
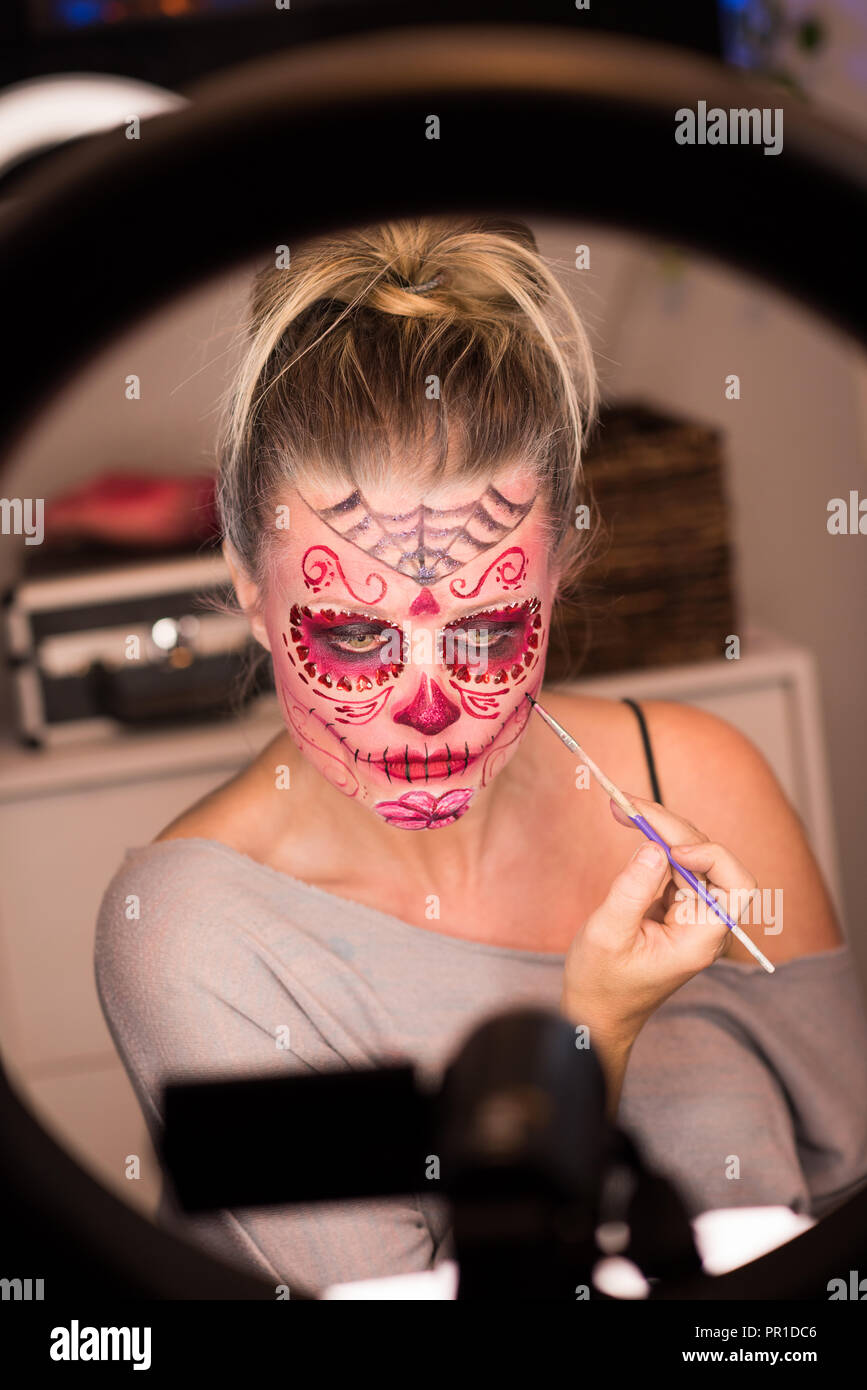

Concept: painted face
[[261, 472, 554, 830]]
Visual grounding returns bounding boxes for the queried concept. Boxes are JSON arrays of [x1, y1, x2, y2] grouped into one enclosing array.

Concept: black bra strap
[[621, 698, 663, 805]]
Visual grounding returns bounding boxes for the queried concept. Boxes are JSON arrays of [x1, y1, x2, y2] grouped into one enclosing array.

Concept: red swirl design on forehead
[[448, 546, 528, 599], [302, 545, 388, 603]]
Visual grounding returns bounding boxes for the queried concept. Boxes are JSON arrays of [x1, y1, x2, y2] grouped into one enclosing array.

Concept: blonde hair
[[217, 215, 599, 598]]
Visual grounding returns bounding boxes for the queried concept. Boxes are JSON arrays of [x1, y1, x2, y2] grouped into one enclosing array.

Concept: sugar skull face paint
[[308, 484, 537, 586], [285, 606, 405, 693], [258, 472, 555, 829], [374, 788, 474, 830]]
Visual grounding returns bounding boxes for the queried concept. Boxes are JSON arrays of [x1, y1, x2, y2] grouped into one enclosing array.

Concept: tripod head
[[162, 1007, 704, 1300]]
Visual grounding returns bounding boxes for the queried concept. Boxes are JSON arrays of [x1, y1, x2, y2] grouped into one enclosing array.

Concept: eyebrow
[[303, 595, 534, 623], [443, 599, 533, 621], [303, 603, 394, 622]]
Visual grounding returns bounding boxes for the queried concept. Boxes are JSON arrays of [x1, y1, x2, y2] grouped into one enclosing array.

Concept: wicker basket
[[546, 402, 738, 681]]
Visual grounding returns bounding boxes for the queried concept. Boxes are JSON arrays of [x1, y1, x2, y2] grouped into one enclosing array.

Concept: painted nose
[[392, 674, 461, 736]]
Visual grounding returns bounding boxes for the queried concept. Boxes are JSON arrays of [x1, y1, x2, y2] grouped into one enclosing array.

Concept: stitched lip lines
[[372, 742, 475, 784], [347, 696, 528, 784]]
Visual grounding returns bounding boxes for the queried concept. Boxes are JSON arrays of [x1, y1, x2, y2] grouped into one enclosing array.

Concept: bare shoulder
[[539, 691, 842, 963], [636, 698, 810, 837], [153, 769, 245, 845], [539, 688, 669, 802], [637, 699, 844, 963], [153, 732, 286, 853]]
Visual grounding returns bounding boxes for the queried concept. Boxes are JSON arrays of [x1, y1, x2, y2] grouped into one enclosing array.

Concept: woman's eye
[[464, 626, 514, 652], [329, 631, 386, 654]]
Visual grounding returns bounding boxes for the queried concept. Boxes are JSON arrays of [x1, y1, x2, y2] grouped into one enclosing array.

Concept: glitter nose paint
[[392, 674, 461, 735]]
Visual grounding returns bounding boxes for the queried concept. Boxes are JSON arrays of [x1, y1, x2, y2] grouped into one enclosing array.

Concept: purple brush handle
[[630, 813, 739, 933]]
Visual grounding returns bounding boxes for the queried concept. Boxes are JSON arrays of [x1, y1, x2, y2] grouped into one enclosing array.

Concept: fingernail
[[636, 844, 665, 868]]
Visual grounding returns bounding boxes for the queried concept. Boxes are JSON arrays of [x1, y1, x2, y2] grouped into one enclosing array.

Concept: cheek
[[276, 693, 362, 800], [276, 633, 397, 729], [480, 701, 534, 786], [273, 618, 399, 734]]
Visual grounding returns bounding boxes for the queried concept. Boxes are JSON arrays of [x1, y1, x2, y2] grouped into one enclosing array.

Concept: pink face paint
[[448, 545, 528, 598], [277, 679, 361, 798], [391, 673, 461, 736], [444, 597, 539, 672], [448, 684, 505, 720], [480, 675, 540, 786], [302, 545, 388, 604], [304, 484, 537, 587], [264, 485, 554, 827], [310, 686, 394, 725], [373, 740, 476, 783], [440, 597, 543, 716], [285, 606, 405, 692], [374, 787, 474, 830], [409, 588, 440, 617]]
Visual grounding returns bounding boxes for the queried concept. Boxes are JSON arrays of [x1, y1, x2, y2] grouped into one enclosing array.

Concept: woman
[[95, 216, 867, 1294]]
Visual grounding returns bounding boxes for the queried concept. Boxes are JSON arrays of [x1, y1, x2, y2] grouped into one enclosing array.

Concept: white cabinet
[[0, 628, 843, 1219]]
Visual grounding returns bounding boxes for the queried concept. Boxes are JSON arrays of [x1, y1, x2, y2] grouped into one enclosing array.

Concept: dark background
[[1, 1, 723, 91]]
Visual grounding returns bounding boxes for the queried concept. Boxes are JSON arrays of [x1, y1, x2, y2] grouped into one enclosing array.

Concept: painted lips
[[372, 744, 477, 782], [374, 788, 474, 829]]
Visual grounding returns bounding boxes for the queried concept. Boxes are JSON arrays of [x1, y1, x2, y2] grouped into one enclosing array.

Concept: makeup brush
[[525, 693, 775, 974]]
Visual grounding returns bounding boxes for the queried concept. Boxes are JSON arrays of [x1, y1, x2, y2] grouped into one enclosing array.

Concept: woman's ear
[[222, 539, 271, 652]]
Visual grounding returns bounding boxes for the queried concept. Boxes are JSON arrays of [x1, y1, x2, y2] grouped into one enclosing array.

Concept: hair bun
[[471, 217, 539, 255], [220, 214, 598, 599], [394, 272, 445, 295]]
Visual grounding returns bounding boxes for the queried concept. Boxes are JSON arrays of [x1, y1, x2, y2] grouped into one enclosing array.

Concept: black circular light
[[1, 25, 865, 1299]]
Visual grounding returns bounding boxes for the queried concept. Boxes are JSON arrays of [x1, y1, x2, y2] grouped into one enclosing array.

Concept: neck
[[270, 719, 545, 885]]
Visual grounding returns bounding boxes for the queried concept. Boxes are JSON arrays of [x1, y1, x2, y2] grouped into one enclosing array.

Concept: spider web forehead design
[[306, 485, 538, 585]]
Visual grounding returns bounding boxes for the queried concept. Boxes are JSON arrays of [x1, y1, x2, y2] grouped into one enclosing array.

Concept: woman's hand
[[561, 794, 759, 1111]]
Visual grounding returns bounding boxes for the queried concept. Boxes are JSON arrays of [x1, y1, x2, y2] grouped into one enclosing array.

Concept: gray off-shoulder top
[[94, 837, 867, 1293]]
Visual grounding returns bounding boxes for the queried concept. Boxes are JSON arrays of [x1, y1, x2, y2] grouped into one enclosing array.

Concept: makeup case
[[3, 547, 266, 746]]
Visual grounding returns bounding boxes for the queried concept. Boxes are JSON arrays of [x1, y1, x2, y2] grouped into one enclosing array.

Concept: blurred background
[[0, 0, 864, 1233]]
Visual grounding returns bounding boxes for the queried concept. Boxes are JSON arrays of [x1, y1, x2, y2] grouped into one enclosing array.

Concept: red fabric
[[44, 472, 218, 548]]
